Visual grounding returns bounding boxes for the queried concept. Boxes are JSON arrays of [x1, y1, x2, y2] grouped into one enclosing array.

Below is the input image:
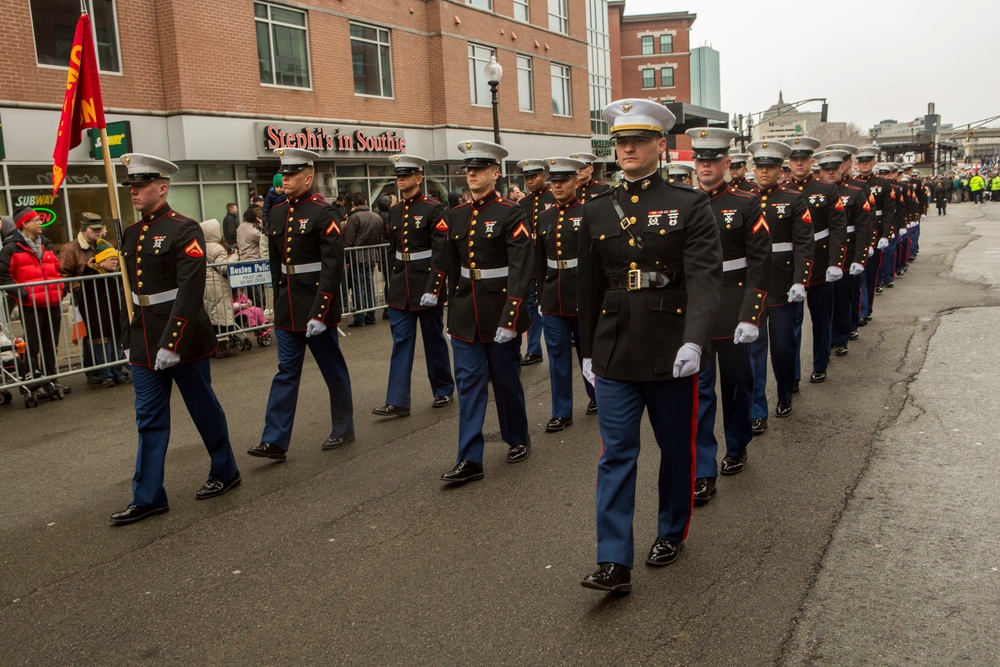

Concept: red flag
[[52, 13, 106, 196]]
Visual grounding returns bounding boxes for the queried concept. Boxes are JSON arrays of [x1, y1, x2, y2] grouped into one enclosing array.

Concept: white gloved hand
[[733, 322, 759, 345], [868, 246, 875, 258], [826, 266, 844, 283], [849, 262, 865, 276], [494, 327, 516, 344], [154, 348, 180, 371], [537, 305, 543, 317], [787, 283, 807, 303], [582, 358, 595, 387], [672, 342, 702, 378], [899, 227, 907, 236], [877, 237, 889, 250], [306, 319, 327, 337], [123, 349, 130, 362], [920, 214, 926, 222], [419, 293, 438, 307]]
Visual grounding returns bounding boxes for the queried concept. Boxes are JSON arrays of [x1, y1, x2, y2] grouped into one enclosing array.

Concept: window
[[350, 23, 393, 97], [640, 35, 654, 56], [660, 34, 673, 53], [467, 0, 492, 8], [516, 56, 533, 111], [660, 67, 674, 88], [641, 69, 655, 89], [255, 1, 311, 88], [548, 0, 568, 33], [468, 43, 495, 106], [513, 0, 529, 22], [551, 63, 571, 116], [30, 0, 121, 73]]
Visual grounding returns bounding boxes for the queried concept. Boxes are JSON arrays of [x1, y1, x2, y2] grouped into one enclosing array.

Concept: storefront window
[[202, 183, 237, 223], [200, 164, 235, 182], [368, 163, 394, 178], [167, 185, 202, 221], [336, 164, 366, 178], [174, 164, 199, 183], [11, 188, 69, 247], [66, 187, 137, 247], [236, 165, 250, 181]]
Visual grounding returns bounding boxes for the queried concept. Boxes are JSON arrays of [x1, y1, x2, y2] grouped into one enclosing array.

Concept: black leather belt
[[607, 270, 682, 291]]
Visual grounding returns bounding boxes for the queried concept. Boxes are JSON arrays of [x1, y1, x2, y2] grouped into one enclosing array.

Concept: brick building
[[1, 0, 593, 247]]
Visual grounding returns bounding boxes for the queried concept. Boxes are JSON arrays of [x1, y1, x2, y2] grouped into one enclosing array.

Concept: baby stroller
[[0, 327, 64, 408], [231, 292, 273, 351]]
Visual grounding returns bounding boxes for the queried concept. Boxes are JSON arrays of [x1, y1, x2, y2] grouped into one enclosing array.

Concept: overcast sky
[[623, 0, 995, 132]]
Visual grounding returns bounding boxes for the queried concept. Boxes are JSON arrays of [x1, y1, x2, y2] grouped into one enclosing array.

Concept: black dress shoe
[[858, 318, 868, 327], [875, 285, 884, 294], [321, 432, 355, 451], [751, 417, 767, 435], [507, 437, 531, 463], [645, 539, 683, 567], [792, 379, 800, 394], [545, 417, 573, 433], [581, 562, 631, 594], [775, 403, 792, 418], [372, 404, 411, 418], [109, 503, 169, 525], [693, 477, 716, 504], [885, 281, 894, 288], [347, 322, 365, 328], [432, 395, 453, 408], [195, 473, 242, 500], [440, 459, 484, 483], [521, 353, 543, 366], [834, 346, 849, 356], [809, 371, 826, 383], [865, 315, 873, 322], [848, 330, 860, 340], [586, 399, 598, 415], [247, 442, 286, 461], [720, 448, 748, 476]]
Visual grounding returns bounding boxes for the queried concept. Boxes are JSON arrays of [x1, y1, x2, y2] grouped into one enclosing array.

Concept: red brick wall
[[613, 13, 693, 105]]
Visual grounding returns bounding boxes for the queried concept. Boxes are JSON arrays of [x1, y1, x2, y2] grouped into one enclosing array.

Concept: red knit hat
[[13, 207, 40, 230]]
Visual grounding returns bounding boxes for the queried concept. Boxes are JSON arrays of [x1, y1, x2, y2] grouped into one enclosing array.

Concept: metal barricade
[[341, 243, 391, 320], [204, 258, 275, 351]]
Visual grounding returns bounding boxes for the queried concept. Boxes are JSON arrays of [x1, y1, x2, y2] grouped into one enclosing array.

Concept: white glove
[[825, 266, 844, 283], [868, 246, 875, 258], [920, 214, 926, 222], [419, 293, 438, 307], [123, 349, 130, 362], [537, 306, 543, 317], [494, 327, 516, 344], [877, 237, 889, 250], [154, 348, 180, 371], [787, 283, 807, 303], [899, 227, 907, 236], [582, 358, 595, 387], [306, 319, 327, 337], [733, 322, 759, 345], [849, 262, 865, 276], [672, 342, 702, 378]]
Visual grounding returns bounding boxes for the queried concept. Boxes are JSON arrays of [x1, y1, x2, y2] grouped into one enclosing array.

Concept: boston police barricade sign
[[228, 260, 272, 288]]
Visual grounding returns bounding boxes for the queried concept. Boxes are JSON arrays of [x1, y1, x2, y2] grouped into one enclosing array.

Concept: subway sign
[[256, 122, 406, 156], [12, 194, 59, 227], [89, 121, 132, 160]]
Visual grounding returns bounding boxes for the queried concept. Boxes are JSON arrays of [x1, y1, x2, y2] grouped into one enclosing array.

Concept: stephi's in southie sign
[[256, 122, 406, 157]]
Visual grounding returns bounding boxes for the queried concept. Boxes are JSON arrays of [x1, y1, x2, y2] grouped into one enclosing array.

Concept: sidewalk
[[783, 203, 1000, 665]]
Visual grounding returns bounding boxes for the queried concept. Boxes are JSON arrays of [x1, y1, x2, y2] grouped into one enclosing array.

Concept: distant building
[[690, 45, 720, 111], [752, 91, 826, 140]]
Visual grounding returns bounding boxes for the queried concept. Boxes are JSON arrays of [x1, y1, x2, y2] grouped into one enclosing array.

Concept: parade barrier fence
[[0, 243, 391, 394]]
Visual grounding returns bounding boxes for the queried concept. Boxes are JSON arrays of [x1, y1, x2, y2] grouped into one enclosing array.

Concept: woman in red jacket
[[0, 207, 66, 378]]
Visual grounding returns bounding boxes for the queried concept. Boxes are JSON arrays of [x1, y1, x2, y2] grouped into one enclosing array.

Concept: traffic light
[[820, 103, 829, 123]]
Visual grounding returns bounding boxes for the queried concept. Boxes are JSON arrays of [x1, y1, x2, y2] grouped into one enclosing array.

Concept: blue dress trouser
[[880, 236, 898, 285], [696, 338, 753, 479], [909, 223, 920, 258], [385, 306, 454, 409], [260, 327, 354, 451], [804, 281, 834, 373], [750, 303, 800, 419], [525, 280, 543, 357], [541, 313, 594, 419], [594, 375, 697, 569], [833, 273, 861, 347], [861, 247, 882, 319], [131, 358, 238, 507], [450, 334, 528, 464]]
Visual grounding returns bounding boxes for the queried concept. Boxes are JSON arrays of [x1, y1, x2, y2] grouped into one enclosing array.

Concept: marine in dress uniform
[[851, 146, 895, 325], [517, 158, 557, 368], [817, 150, 873, 356], [440, 141, 533, 484], [685, 128, 771, 505], [533, 157, 595, 433], [747, 140, 814, 435], [666, 162, 695, 185], [728, 154, 755, 192], [783, 138, 848, 386], [578, 99, 722, 594], [908, 168, 928, 261], [247, 148, 354, 462], [570, 152, 612, 201], [879, 164, 905, 290], [372, 154, 454, 419], [110, 154, 240, 525]]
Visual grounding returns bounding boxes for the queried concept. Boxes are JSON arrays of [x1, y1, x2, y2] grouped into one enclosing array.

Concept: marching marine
[[570, 152, 612, 201], [517, 158, 557, 367]]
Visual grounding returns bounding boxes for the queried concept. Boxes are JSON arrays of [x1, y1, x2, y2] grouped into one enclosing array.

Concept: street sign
[[228, 260, 272, 288], [89, 120, 132, 160]]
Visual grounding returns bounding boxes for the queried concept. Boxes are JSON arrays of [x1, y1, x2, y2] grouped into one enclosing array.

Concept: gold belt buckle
[[138, 295, 151, 307], [620, 217, 631, 230], [401, 252, 411, 261], [557, 260, 568, 270], [470, 268, 481, 280], [627, 269, 642, 291]]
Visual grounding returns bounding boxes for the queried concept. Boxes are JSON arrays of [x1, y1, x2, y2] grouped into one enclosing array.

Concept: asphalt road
[[1, 202, 997, 666]]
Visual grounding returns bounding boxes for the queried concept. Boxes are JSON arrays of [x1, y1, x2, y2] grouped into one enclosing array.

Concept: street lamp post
[[485, 56, 503, 146]]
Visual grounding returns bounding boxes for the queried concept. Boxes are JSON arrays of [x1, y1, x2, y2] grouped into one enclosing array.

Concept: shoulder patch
[[802, 208, 812, 224], [834, 197, 845, 211], [325, 219, 341, 236], [435, 219, 449, 232], [184, 239, 204, 258], [513, 222, 530, 240]]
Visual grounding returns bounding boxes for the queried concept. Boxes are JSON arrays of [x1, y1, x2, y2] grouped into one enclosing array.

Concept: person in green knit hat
[[262, 172, 285, 221]]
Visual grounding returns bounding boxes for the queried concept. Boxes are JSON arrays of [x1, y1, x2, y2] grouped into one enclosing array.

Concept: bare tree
[[811, 122, 871, 147]]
